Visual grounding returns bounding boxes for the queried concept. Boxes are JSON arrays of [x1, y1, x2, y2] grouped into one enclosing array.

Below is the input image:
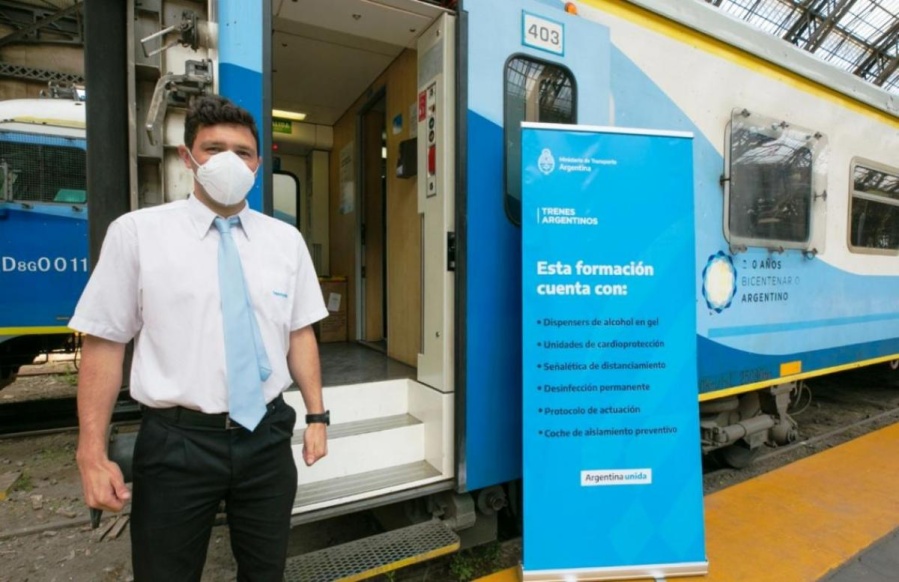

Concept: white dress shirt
[[69, 195, 328, 412]]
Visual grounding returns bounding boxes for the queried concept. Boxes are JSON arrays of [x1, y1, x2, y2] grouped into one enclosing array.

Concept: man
[[71, 95, 329, 581]]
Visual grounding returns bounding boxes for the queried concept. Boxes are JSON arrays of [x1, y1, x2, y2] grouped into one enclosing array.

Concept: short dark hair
[[184, 95, 260, 152]]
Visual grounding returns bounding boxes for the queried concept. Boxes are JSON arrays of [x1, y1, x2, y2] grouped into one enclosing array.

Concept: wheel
[[711, 443, 760, 469]]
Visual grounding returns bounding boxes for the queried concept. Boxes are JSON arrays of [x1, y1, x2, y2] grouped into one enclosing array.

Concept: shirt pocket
[[251, 270, 293, 328]]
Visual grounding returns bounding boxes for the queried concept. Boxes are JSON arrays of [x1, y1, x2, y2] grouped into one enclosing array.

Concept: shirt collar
[[187, 194, 255, 241]]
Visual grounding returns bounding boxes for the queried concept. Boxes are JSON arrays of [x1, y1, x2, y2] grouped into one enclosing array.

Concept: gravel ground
[[0, 366, 240, 582], [0, 429, 239, 582], [0, 365, 897, 582], [1, 360, 79, 404]]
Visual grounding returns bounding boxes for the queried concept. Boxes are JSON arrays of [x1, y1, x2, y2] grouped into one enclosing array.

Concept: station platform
[[475, 422, 899, 582]]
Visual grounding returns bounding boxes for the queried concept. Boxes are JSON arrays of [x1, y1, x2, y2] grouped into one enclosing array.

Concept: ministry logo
[[538, 148, 555, 175]]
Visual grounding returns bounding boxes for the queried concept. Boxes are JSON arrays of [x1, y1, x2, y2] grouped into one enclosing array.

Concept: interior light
[[272, 109, 306, 121]]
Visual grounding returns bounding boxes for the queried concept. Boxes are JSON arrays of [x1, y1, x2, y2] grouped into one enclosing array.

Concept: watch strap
[[305, 410, 330, 426]]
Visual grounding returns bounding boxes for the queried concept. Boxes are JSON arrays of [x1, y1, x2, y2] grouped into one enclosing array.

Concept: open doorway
[[265, 1, 454, 521], [272, 5, 427, 373], [358, 92, 387, 352]]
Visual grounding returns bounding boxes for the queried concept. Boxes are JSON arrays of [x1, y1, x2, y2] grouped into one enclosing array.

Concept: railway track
[[0, 391, 140, 437]]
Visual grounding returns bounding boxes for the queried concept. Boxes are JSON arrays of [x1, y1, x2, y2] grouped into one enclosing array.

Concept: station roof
[[701, 0, 899, 95]]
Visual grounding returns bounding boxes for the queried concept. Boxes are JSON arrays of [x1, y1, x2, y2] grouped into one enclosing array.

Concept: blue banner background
[[521, 125, 705, 574]]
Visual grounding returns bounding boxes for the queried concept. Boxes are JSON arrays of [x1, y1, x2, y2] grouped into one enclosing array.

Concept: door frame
[[354, 87, 388, 343]]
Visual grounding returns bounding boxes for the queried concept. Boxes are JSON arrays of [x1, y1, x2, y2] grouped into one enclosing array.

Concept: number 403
[[528, 23, 560, 46]]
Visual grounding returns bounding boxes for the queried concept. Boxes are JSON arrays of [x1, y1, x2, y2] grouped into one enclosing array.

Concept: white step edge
[[294, 421, 424, 485], [282, 378, 410, 425], [293, 461, 446, 514], [295, 413, 419, 441]]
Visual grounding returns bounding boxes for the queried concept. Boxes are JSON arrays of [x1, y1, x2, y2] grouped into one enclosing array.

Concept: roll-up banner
[[520, 123, 707, 580]]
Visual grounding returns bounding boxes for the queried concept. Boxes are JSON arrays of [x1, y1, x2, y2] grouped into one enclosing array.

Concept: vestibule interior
[[270, 1, 432, 378], [269, 2, 456, 511]]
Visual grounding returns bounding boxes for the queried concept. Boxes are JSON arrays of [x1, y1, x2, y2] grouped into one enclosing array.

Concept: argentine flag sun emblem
[[702, 251, 737, 312]]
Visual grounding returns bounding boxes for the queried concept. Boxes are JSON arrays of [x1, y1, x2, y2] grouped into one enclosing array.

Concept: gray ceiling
[[272, 0, 445, 126]]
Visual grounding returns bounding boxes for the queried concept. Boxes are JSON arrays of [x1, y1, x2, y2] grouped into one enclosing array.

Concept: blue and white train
[[0, 98, 87, 387]]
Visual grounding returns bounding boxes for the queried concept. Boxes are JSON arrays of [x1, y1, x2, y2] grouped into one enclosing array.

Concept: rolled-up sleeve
[[68, 218, 141, 343]]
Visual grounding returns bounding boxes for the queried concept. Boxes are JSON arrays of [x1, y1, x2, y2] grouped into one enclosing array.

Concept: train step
[[292, 413, 426, 486], [283, 519, 460, 582], [294, 460, 443, 513], [283, 378, 454, 515]]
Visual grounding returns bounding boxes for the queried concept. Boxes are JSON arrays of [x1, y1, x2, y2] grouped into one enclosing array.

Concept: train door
[[267, 0, 457, 523], [359, 92, 387, 348], [459, 0, 611, 491]]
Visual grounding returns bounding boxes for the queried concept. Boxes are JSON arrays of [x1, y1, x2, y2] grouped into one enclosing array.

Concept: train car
[[77, 0, 899, 575], [0, 97, 87, 389]]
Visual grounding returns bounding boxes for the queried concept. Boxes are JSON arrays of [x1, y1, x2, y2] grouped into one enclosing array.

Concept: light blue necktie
[[214, 216, 271, 431]]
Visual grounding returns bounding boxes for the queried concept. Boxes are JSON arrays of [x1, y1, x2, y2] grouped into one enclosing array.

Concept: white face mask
[[188, 149, 257, 206]]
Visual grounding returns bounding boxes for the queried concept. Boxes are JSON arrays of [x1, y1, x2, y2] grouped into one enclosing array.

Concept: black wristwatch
[[305, 410, 330, 426]]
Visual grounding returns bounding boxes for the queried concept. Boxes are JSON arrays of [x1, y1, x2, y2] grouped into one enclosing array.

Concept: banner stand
[[520, 122, 708, 580]]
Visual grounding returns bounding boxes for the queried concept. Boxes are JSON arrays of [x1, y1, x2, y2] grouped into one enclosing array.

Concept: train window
[[849, 161, 899, 253], [504, 55, 576, 224], [724, 109, 825, 250], [0, 138, 86, 204]]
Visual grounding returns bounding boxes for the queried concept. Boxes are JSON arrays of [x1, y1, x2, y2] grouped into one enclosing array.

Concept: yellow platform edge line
[[476, 423, 899, 582], [477, 567, 520, 582], [335, 540, 460, 582]]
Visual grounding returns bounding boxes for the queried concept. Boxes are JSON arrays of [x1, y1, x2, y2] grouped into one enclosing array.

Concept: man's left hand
[[303, 423, 328, 466]]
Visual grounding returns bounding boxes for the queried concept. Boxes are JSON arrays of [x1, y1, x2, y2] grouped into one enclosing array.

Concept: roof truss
[[703, 0, 899, 93]]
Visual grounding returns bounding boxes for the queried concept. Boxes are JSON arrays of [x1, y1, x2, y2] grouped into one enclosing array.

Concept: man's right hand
[[75, 335, 130, 512], [76, 453, 131, 512]]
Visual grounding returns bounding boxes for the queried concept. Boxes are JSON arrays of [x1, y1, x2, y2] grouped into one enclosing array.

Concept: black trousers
[[130, 398, 298, 582]]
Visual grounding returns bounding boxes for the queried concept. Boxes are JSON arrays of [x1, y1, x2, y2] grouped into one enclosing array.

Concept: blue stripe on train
[[219, 62, 264, 214], [218, 0, 265, 214]]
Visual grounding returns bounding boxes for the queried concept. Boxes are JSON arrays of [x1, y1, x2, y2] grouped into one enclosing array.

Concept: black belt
[[141, 395, 283, 430]]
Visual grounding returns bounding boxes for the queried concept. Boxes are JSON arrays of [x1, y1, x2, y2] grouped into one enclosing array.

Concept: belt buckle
[[224, 415, 244, 430]]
